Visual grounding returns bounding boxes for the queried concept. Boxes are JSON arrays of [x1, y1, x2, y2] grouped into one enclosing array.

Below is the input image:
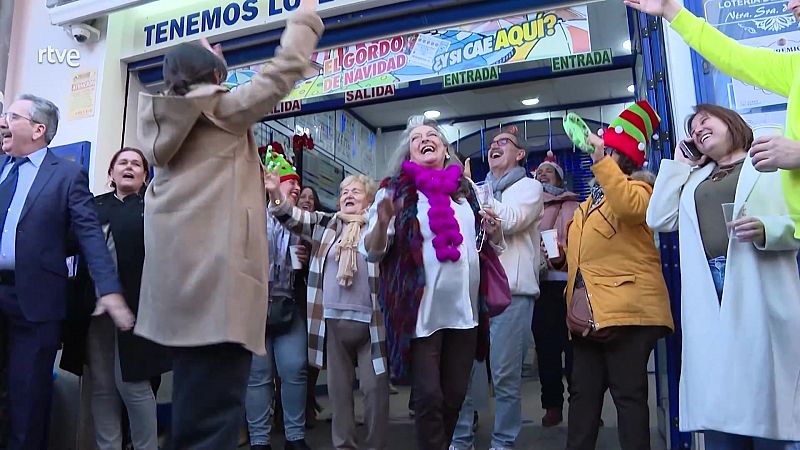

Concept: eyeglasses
[[0, 112, 39, 124], [491, 138, 523, 149]]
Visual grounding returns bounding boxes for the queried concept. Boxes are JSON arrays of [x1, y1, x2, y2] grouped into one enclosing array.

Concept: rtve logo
[[38, 46, 81, 68]]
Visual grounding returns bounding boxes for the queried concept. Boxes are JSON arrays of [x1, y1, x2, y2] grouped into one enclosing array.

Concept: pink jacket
[[541, 189, 581, 247]]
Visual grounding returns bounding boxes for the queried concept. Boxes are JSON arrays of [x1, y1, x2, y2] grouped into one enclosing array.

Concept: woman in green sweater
[[626, 0, 800, 238]]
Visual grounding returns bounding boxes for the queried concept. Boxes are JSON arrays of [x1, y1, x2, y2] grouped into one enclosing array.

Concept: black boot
[[285, 439, 311, 450]]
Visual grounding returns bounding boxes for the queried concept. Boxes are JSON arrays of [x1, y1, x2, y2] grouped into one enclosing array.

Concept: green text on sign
[[551, 49, 613, 72], [443, 66, 501, 88]]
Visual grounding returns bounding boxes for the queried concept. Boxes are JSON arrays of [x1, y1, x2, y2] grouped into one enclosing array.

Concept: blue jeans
[[451, 295, 535, 449], [708, 256, 727, 302], [705, 431, 800, 450], [245, 310, 308, 445]]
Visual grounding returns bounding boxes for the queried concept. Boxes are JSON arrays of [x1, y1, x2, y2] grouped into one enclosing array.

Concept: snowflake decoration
[[754, 15, 796, 33]]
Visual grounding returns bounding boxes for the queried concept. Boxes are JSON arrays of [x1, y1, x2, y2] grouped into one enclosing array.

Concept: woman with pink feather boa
[[362, 115, 504, 450]]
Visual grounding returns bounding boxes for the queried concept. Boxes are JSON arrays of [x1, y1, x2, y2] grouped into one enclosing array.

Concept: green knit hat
[[264, 147, 299, 183]]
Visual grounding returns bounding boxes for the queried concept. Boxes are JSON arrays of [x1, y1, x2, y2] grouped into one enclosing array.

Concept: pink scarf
[[401, 161, 463, 262]]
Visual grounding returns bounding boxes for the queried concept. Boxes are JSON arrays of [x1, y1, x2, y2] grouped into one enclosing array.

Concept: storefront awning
[[128, 0, 599, 85]]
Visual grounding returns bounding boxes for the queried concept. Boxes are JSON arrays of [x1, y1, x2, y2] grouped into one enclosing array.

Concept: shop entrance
[[119, 0, 684, 447]]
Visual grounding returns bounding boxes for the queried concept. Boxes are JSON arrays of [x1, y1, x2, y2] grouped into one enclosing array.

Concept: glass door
[[629, 6, 692, 450]]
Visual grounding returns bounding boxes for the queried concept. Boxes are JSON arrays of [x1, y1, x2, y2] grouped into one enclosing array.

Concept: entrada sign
[[551, 49, 613, 72], [443, 66, 501, 88]]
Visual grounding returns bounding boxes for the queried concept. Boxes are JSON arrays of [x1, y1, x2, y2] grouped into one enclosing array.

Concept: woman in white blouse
[[362, 115, 503, 450]]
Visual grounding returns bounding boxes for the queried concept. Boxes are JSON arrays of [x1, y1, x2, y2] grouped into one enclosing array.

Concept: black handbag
[[266, 294, 296, 336]]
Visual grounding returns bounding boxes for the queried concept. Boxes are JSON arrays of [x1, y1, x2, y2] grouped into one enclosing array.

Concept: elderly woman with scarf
[[265, 169, 389, 450], [362, 115, 504, 450]]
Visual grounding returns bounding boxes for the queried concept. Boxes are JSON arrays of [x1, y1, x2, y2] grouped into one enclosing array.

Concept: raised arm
[[626, 0, 797, 97], [264, 166, 329, 240], [592, 157, 653, 225], [212, 2, 324, 132], [361, 188, 396, 262]]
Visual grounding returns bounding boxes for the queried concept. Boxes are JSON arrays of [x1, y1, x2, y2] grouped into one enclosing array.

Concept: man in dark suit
[[0, 94, 135, 449]]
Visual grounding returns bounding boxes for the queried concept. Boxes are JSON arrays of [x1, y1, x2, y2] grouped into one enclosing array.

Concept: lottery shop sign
[[226, 6, 591, 100]]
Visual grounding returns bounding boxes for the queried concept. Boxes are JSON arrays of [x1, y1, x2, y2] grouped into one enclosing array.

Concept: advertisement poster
[[730, 32, 800, 109], [703, 0, 799, 110], [224, 6, 590, 101], [706, 0, 795, 39], [67, 69, 97, 120]]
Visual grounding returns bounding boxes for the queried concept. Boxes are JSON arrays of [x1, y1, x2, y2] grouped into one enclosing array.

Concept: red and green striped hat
[[601, 100, 660, 168]]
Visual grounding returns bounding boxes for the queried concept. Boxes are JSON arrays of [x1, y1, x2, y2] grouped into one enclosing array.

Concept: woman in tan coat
[[134, 1, 323, 448], [549, 101, 674, 450]]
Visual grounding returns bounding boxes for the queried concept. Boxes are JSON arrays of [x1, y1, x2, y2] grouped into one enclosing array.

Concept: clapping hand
[[298, 0, 318, 14], [263, 167, 282, 195], [199, 37, 225, 64], [376, 192, 396, 227], [623, 0, 683, 21]]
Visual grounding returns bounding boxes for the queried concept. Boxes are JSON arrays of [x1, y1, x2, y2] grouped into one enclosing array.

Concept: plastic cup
[[752, 125, 784, 140], [541, 229, 559, 258], [722, 203, 735, 238], [474, 181, 494, 208], [289, 245, 303, 270]]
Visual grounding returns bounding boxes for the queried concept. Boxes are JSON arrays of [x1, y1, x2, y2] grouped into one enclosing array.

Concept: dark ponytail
[[163, 43, 228, 96]]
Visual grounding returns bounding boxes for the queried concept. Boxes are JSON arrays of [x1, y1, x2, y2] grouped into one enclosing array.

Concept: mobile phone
[[679, 140, 701, 161]]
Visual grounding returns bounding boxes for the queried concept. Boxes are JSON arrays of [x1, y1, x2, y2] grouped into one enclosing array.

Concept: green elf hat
[[599, 100, 660, 168], [264, 147, 300, 183]]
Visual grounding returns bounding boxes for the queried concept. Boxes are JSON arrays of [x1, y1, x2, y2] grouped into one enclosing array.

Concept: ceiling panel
[[349, 68, 634, 129]]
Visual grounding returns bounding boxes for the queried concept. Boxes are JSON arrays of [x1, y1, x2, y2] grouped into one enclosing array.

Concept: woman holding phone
[[646, 104, 800, 447]]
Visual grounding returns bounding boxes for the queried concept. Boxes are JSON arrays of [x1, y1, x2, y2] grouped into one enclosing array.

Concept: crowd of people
[[0, 0, 799, 449]]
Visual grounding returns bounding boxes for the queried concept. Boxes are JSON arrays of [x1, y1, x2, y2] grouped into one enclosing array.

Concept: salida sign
[[267, 99, 302, 116], [344, 85, 396, 103]]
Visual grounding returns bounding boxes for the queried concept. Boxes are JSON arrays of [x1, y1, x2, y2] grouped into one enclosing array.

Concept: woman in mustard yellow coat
[[549, 102, 674, 450]]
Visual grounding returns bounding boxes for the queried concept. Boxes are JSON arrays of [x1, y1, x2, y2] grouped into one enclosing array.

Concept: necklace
[[709, 159, 744, 182]]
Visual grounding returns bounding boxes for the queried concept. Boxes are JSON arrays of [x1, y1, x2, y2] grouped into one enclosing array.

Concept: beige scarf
[[334, 212, 367, 287]]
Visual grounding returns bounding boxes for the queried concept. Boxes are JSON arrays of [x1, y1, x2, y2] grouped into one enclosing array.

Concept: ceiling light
[[521, 97, 540, 106], [424, 110, 441, 119], [627, 84, 635, 93], [623, 40, 632, 51]]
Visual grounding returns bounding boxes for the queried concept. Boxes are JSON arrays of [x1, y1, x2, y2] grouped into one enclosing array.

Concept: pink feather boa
[[401, 161, 464, 262]]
